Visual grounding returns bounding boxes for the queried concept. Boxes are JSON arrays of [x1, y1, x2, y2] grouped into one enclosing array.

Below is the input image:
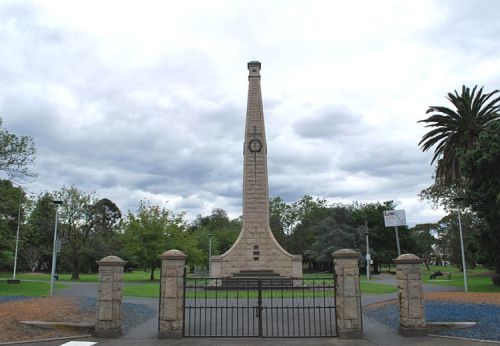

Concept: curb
[[0, 335, 93, 345], [429, 333, 500, 344]]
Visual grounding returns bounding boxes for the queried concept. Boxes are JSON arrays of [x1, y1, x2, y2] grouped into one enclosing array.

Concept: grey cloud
[[292, 106, 366, 139]]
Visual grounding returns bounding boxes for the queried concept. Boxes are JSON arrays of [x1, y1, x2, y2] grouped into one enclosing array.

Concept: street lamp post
[[365, 220, 370, 281], [208, 233, 212, 277], [455, 198, 468, 293], [8, 192, 22, 285], [49, 200, 63, 296]]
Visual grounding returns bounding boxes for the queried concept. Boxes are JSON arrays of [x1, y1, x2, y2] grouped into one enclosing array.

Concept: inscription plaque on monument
[[211, 61, 303, 279]]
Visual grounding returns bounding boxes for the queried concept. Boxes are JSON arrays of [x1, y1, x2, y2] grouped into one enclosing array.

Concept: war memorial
[[210, 61, 303, 280]]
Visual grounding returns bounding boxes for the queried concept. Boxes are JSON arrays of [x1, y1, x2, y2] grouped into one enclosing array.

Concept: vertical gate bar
[[290, 278, 295, 336], [225, 283, 229, 336], [258, 278, 263, 337], [237, 282, 241, 336], [280, 280, 284, 337], [159, 261, 163, 335], [323, 278, 327, 336], [308, 278, 312, 337], [193, 278, 197, 336], [204, 278, 208, 336], [313, 279, 317, 335], [214, 279, 218, 336], [183, 269, 188, 337], [302, 277, 306, 336], [335, 273, 338, 336]]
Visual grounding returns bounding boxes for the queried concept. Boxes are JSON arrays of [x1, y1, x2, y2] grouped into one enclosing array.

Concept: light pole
[[365, 220, 370, 281], [49, 200, 63, 296], [8, 191, 22, 284], [208, 233, 212, 277], [365, 221, 371, 280], [455, 197, 468, 292]]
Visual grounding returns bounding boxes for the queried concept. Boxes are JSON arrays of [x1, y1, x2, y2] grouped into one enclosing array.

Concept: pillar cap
[[332, 249, 360, 259], [393, 253, 424, 264], [160, 249, 188, 260], [96, 255, 127, 266], [248, 60, 261, 68]]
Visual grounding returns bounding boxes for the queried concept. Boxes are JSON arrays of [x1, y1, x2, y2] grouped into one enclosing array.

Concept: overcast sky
[[1, 0, 499, 225]]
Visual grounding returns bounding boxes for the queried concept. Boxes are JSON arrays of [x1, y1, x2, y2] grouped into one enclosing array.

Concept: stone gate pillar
[[95, 255, 127, 337], [394, 254, 427, 336], [332, 249, 363, 339], [159, 249, 187, 339]]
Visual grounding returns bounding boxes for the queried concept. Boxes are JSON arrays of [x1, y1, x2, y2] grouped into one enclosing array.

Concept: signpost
[[383, 210, 406, 256]]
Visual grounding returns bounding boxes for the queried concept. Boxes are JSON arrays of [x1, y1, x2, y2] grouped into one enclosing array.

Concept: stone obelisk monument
[[211, 61, 303, 279]]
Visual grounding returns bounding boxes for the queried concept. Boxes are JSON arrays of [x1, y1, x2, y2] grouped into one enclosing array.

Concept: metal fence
[[183, 276, 337, 338]]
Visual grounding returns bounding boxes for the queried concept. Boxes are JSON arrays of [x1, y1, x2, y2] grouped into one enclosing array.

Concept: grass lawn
[[421, 266, 500, 293], [123, 278, 396, 298], [0, 280, 66, 296], [0, 270, 156, 283]]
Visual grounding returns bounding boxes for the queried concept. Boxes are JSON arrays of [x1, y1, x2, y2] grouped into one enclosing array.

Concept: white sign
[[383, 210, 406, 227], [366, 253, 371, 261]]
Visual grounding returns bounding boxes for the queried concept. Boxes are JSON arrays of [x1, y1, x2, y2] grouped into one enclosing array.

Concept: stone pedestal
[[394, 254, 427, 336], [159, 249, 187, 339], [95, 255, 126, 337], [332, 249, 363, 339]]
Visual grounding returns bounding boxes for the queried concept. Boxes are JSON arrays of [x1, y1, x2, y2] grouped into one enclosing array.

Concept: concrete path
[[23, 276, 486, 346]]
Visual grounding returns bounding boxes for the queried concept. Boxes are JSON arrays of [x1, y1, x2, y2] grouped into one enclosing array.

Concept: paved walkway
[[17, 275, 489, 346]]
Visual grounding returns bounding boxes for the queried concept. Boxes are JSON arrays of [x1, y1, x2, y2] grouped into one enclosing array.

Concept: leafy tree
[[409, 223, 438, 270], [306, 207, 365, 270], [435, 212, 480, 270], [123, 201, 201, 280], [189, 208, 240, 270], [21, 193, 56, 271], [0, 180, 26, 270], [53, 186, 98, 280], [462, 121, 500, 273], [0, 118, 36, 180], [350, 201, 412, 273], [419, 85, 500, 185], [285, 195, 330, 260], [83, 198, 123, 272]]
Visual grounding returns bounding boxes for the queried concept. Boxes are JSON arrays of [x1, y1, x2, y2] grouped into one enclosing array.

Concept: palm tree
[[419, 85, 500, 184]]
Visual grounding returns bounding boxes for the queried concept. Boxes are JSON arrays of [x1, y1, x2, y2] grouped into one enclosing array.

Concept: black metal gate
[[183, 276, 337, 337]]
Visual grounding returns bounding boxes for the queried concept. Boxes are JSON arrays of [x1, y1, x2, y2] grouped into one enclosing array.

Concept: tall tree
[[306, 207, 365, 270], [123, 201, 201, 280], [53, 186, 97, 280], [0, 180, 26, 270], [409, 223, 438, 270], [462, 121, 500, 273], [419, 85, 500, 185], [21, 193, 56, 271], [0, 118, 36, 180], [189, 208, 240, 267]]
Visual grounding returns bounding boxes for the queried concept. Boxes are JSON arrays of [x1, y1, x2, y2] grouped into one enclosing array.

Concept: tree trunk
[[150, 262, 155, 281], [495, 256, 500, 274], [71, 256, 80, 280], [424, 258, 430, 271]]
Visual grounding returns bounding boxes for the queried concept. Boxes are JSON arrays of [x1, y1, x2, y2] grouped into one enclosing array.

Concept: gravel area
[[78, 296, 156, 332], [365, 293, 500, 342], [0, 296, 155, 343]]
